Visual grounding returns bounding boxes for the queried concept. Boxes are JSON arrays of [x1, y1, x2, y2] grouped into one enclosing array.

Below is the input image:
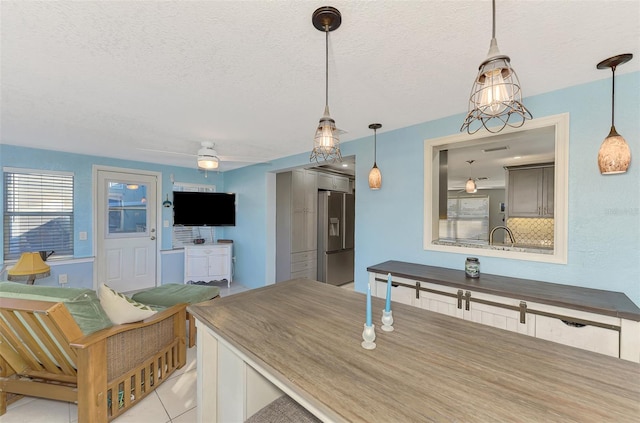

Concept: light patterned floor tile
[[156, 368, 197, 419], [0, 398, 70, 423], [109, 392, 171, 423], [171, 407, 197, 423]]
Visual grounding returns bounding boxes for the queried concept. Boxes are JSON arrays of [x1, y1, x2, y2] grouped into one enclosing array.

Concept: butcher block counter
[[189, 279, 639, 422]]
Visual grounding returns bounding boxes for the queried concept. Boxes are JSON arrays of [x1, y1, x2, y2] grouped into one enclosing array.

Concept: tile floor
[[0, 282, 250, 423]]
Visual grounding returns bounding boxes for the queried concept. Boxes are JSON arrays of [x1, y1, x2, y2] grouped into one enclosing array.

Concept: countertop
[[367, 260, 640, 321], [189, 279, 640, 422]]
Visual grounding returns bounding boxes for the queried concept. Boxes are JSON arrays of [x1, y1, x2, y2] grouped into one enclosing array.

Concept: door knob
[[150, 236, 156, 240]]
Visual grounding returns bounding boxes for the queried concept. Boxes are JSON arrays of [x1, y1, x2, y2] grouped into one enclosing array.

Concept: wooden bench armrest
[[70, 303, 187, 349]]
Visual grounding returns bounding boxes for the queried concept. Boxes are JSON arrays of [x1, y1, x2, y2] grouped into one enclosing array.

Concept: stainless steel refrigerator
[[317, 191, 354, 286]]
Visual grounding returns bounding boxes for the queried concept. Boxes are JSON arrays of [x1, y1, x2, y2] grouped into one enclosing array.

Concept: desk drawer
[[291, 250, 317, 263]]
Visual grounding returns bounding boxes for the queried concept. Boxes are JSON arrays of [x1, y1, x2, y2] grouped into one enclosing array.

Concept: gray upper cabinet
[[317, 172, 350, 192], [506, 164, 554, 218]]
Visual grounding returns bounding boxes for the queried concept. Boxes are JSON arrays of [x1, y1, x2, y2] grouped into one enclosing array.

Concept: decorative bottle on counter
[[465, 257, 480, 278]]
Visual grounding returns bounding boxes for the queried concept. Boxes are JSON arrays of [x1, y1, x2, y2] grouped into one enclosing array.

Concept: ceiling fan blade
[[217, 155, 269, 164], [137, 147, 195, 157]]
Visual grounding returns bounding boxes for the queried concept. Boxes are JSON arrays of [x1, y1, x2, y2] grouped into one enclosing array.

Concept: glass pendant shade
[[369, 164, 381, 190], [465, 178, 477, 193], [596, 53, 633, 175], [598, 126, 631, 174], [461, 1, 532, 134]]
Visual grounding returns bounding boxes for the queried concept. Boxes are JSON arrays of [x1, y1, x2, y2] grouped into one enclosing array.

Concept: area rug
[[245, 395, 321, 423]]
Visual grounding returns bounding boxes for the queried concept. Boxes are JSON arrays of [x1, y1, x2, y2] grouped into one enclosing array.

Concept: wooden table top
[[189, 279, 640, 423], [368, 260, 640, 321]]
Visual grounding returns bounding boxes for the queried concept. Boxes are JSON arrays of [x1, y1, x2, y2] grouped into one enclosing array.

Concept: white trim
[[2, 166, 73, 176], [423, 113, 569, 264]]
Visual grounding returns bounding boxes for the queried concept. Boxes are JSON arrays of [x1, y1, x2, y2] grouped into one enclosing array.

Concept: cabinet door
[[317, 173, 334, 190], [542, 166, 554, 217], [508, 168, 543, 217], [465, 299, 534, 336], [418, 289, 462, 318], [333, 176, 350, 192], [209, 251, 230, 279], [185, 255, 210, 280], [535, 315, 619, 357], [374, 279, 416, 307]]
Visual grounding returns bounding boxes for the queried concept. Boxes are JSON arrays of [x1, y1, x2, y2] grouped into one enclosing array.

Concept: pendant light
[[597, 53, 633, 174], [465, 160, 477, 193], [310, 6, 342, 163], [461, 0, 532, 134], [368, 123, 382, 190]]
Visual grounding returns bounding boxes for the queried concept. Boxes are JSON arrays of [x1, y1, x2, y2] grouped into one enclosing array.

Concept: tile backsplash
[[507, 217, 554, 247]]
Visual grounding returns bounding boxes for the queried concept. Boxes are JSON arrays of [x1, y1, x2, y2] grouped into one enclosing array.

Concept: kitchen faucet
[[489, 226, 516, 246]]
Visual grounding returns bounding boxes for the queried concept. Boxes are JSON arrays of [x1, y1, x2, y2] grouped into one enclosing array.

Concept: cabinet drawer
[[187, 247, 226, 256], [535, 315, 619, 358], [291, 250, 317, 263], [291, 259, 315, 273], [291, 267, 317, 280]]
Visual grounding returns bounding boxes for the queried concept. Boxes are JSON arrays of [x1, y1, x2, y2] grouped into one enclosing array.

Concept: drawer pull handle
[[457, 290, 463, 309], [562, 320, 586, 328]]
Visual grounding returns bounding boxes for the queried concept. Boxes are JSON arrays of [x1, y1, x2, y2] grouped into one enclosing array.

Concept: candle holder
[[361, 323, 376, 350], [381, 309, 394, 332]]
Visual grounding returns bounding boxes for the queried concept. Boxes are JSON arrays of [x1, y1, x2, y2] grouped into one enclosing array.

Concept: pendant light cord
[[491, 0, 496, 39], [373, 129, 377, 163], [611, 66, 616, 127], [325, 29, 329, 108]]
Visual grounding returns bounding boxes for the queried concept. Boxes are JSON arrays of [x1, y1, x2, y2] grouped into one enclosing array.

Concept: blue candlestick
[[366, 282, 372, 327], [385, 273, 392, 312]]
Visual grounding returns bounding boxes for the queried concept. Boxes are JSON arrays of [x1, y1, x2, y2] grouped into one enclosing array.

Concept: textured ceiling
[[1, 1, 639, 172]]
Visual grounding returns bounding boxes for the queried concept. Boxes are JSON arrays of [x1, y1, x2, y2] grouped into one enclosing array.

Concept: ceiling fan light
[[197, 154, 219, 170], [598, 127, 631, 174], [465, 178, 477, 193]]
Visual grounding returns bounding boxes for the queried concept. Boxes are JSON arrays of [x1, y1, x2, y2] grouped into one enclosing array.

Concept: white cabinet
[[463, 291, 535, 336], [276, 170, 318, 282], [529, 302, 622, 358], [507, 164, 554, 217], [317, 173, 350, 192], [416, 281, 462, 319], [184, 244, 233, 287], [371, 275, 417, 307]]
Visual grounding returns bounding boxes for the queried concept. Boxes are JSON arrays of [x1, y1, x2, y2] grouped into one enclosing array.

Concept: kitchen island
[[188, 279, 640, 422]]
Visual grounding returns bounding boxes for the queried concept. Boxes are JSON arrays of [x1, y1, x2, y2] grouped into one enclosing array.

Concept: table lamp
[[8, 252, 51, 285]]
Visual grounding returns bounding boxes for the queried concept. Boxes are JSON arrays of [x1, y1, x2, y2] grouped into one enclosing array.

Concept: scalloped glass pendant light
[[597, 54, 632, 174], [461, 0, 532, 134], [310, 6, 342, 163]]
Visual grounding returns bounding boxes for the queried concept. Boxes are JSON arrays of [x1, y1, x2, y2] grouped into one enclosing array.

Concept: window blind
[[3, 170, 74, 260]]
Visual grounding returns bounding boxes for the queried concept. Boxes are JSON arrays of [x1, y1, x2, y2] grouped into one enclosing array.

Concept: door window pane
[[107, 181, 147, 236]]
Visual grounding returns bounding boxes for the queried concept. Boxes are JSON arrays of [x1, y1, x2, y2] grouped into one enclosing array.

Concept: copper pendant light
[[310, 6, 342, 163], [596, 53, 632, 174], [368, 123, 382, 190]]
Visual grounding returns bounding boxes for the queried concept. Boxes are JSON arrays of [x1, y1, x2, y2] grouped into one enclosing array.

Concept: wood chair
[[0, 298, 186, 422]]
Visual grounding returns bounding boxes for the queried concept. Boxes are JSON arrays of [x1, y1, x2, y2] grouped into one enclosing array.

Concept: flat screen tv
[[173, 191, 236, 226]]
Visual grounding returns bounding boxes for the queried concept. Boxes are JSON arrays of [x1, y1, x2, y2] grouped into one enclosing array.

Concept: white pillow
[[98, 284, 157, 324]]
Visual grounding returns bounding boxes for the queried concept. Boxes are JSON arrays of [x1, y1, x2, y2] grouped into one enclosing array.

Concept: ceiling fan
[[137, 141, 267, 170]]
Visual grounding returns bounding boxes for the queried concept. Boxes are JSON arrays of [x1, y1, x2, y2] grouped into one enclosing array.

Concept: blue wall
[[226, 72, 639, 305], [2, 73, 638, 305]]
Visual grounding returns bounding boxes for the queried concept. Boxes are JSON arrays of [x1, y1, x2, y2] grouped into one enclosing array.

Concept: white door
[[96, 169, 158, 293]]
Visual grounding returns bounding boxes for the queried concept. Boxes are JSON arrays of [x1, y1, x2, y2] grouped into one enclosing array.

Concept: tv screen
[[173, 192, 236, 226]]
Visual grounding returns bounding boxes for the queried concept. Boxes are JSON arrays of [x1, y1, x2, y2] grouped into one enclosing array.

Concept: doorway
[[95, 167, 160, 292]]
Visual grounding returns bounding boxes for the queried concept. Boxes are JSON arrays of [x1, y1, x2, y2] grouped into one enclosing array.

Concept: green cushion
[[132, 283, 220, 308], [0, 281, 113, 335]]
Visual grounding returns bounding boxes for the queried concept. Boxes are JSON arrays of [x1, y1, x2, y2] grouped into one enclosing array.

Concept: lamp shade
[[368, 164, 382, 190], [598, 127, 631, 174], [8, 252, 51, 284], [465, 178, 477, 193]]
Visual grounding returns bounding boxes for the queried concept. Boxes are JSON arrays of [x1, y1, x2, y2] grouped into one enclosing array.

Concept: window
[[3, 169, 74, 260]]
